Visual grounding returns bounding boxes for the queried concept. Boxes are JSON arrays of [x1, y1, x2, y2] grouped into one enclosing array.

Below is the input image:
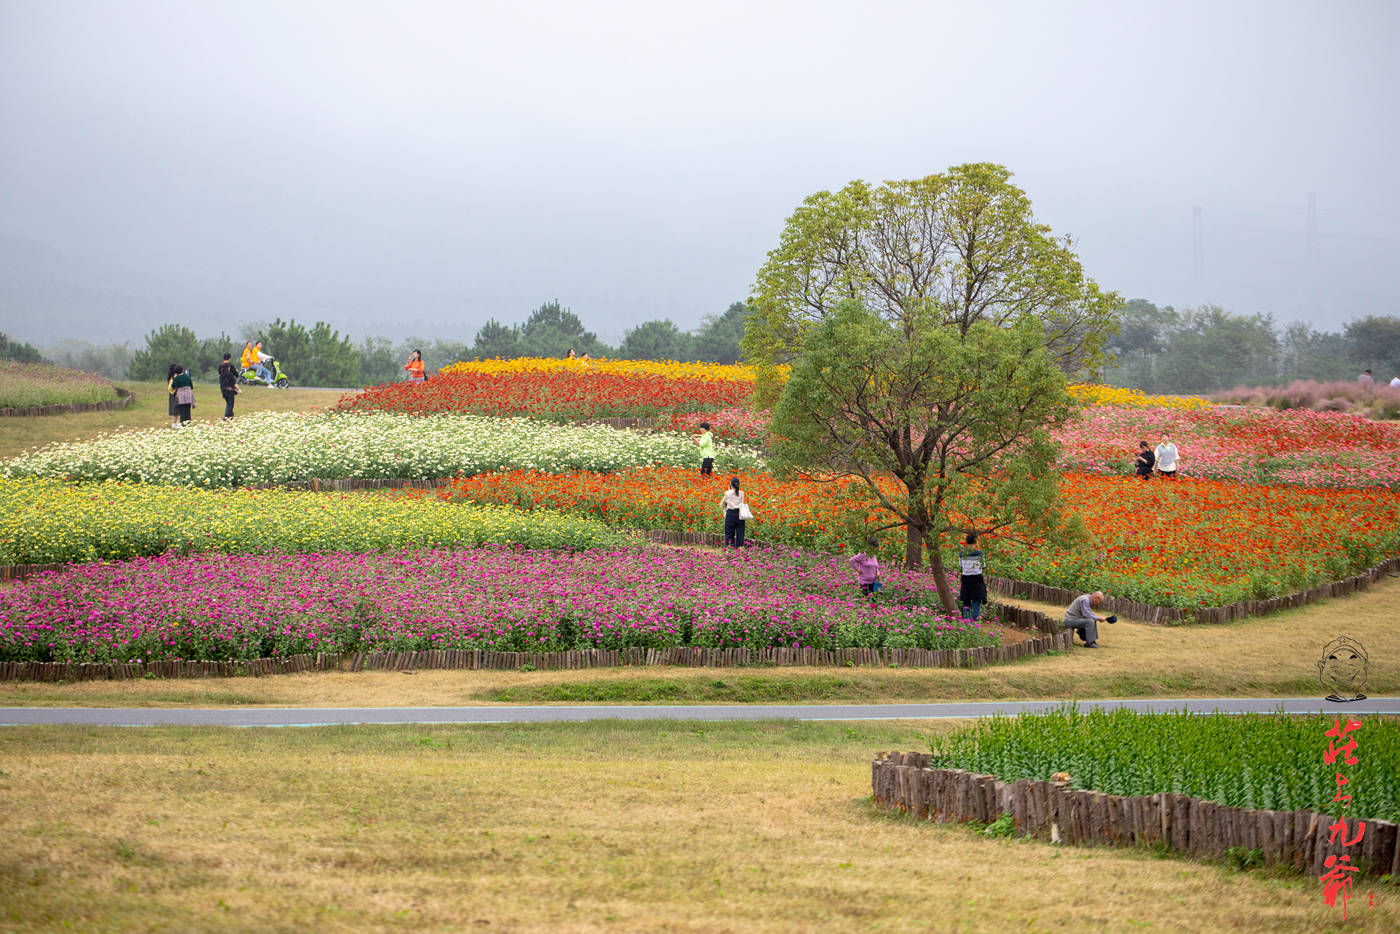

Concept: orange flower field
[[418, 467, 1400, 608]]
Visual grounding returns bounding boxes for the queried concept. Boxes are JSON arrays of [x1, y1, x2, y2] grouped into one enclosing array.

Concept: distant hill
[[0, 235, 477, 344]]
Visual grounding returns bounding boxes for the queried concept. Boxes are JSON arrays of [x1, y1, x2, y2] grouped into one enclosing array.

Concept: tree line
[[37, 300, 750, 386], [1103, 301, 1400, 394]]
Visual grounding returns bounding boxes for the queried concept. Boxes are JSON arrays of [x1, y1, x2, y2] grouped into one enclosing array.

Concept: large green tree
[[518, 300, 610, 358], [693, 302, 750, 364], [260, 319, 311, 373], [618, 319, 693, 361], [745, 163, 1121, 399], [1344, 315, 1400, 381], [770, 302, 1079, 614], [305, 322, 360, 386], [0, 332, 44, 364], [126, 324, 201, 380], [470, 320, 522, 360], [1152, 306, 1279, 394]]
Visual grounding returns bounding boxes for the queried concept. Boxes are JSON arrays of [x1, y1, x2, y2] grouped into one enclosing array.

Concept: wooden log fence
[[988, 554, 1400, 625], [0, 632, 1073, 683], [0, 387, 136, 418], [872, 753, 1399, 879]]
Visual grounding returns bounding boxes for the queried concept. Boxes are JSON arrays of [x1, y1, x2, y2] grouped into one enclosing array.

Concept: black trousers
[[222, 389, 237, 418], [724, 509, 746, 547], [700, 458, 714, 475]]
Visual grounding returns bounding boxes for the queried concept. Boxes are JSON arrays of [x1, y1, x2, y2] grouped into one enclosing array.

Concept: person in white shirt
[[720, 476, 748, 548], [1390, 375, 1400, 388], [1154, 437, 1179, 479]]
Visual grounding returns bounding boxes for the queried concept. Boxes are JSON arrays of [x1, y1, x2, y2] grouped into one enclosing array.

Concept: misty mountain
[[0, 235, 488, 344]]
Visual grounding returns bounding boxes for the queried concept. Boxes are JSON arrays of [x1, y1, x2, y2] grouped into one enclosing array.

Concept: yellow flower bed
[[438, 356, 779, 383], [0, 478, 622, 565], [1069, 384, 1212, 410]]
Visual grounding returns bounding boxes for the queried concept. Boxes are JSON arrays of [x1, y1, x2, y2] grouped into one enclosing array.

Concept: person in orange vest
[[403, 349, 426, 382]]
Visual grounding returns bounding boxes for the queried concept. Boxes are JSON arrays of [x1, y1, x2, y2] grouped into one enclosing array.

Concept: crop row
[[1, 411, 762, 488], [930, 706, 1399, 822], [0, 361, 119, 409], [424, 467, 1400, 608], [0, 478, 623, 565], [0, 546, 1001, 663]]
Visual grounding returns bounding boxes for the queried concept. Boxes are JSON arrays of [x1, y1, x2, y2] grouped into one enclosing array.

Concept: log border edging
[[0, 386, 135, 418], [0, 631, 1073, 683], [988, 555, 1400, 625], [871, 753, 1398, 879]]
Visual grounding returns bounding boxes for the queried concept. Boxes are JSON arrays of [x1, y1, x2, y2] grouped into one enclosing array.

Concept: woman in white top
[[1154, 437, 1179, 479], [720, 476, 748, 548]]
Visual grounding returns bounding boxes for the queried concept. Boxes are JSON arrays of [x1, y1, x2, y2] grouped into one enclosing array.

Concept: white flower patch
[[3, 411, 766, 488]]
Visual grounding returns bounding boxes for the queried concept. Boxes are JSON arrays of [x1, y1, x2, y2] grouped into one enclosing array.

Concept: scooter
[[238, 357, 291, 389]]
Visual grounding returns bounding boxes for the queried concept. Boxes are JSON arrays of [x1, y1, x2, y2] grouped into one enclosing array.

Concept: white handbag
[[738, 504, 753, 521]]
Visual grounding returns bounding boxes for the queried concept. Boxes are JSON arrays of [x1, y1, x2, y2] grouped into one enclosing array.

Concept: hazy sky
[[1, 0, 1396, 343]]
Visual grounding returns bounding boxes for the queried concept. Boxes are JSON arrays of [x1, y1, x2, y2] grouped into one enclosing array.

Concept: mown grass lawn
[[0, 380, 347, 459], [3, 719, 1392, 934]]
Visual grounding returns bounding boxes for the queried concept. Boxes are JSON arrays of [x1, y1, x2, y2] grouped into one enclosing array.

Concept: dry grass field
[[3, 719, 1394, 934], [0, 379, 348, 459]]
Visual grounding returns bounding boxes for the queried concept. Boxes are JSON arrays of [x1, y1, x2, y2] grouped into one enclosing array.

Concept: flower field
[[0, 478, 622, 565], [427, 467, 1400, 607], [336, 357, 757, 420], [1, 411, 762, 488], [0, 546, 1000, 663], [930, 706, 1400, 822], [1055, 404, 1400, 488], [0, 361, 120, 409]]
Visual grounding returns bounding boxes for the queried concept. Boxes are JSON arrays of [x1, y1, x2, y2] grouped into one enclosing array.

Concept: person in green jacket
[[695, 422, 716, 476], [169, 365, 195, 425]]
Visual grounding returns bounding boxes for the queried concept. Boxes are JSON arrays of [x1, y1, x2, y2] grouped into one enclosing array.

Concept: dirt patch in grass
[[1, 719, 1390, 933]]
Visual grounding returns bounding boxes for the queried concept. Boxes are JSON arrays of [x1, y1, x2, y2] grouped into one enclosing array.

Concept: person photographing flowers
[[1063, 591, 1116, 648], [403, 349, 426, 383]]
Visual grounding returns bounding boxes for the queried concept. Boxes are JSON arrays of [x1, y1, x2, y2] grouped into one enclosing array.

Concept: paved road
[[2, 697, 1395, 727]]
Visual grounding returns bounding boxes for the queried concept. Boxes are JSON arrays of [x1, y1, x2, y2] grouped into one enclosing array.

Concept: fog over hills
[[1, 2, 1396, 347]]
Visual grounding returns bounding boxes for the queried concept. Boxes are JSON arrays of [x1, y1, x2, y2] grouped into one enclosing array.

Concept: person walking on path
[[403, 349, 426, 383], [1154, 437, 1179, 479], [721, 476, 748, 548], [165, 363, 181, 428], [850, 539, 882, 596], [696, 422, 716, 476], [1063, 591, 1115, 648], [169, 365, 195, 425], [1134, 440, 1155, 480], [217, 353, 240, 419], [958, 533, 987, 620]]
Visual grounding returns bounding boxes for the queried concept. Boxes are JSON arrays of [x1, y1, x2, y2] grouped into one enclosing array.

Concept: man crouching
[[1063, 591, 1116, 648]]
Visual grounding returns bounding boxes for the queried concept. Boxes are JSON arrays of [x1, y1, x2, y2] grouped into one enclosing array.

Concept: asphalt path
[[2, 697, 1396, 727]]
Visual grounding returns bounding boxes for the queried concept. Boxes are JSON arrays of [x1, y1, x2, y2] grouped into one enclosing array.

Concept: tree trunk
[[904, 523, 923, 570], [928, 542, 958, 616]]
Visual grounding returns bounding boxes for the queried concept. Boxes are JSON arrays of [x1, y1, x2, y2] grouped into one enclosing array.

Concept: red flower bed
[[337, 370, 752, 420]]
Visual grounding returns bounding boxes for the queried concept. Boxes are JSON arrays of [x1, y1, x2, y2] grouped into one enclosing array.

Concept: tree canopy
[[769, 301, 1079, 613], [745, 163, 1121, 397]]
